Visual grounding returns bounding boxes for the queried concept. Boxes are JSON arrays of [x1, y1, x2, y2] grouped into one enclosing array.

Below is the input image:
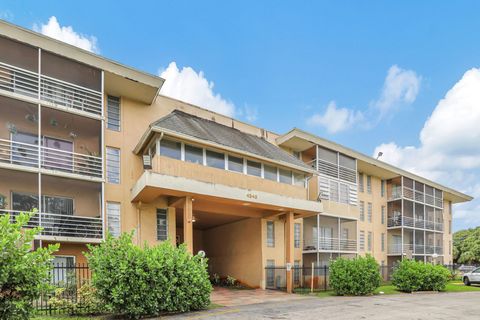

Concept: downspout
[[136, 201, 143, 245]]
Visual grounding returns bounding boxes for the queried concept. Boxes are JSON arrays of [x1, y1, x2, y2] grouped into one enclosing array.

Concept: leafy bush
[[86, 233, 212, 319], [0, 212, 59, 319], [392, 260, 450, 292], [48, 283, 105, 315], [226, 275, 237, 287], [329, 255, 381, 295]]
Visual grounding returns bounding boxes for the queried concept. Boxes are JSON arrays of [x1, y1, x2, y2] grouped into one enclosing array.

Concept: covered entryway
[[172, 196, 265, 288]]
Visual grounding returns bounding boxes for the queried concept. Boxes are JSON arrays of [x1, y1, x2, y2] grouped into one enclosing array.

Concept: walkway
[[210, 287, 306, 307]]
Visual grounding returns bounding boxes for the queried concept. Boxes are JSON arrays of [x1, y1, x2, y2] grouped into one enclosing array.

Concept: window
[[449, 220, 452, 234], [107, 202, 120, 237], [106, 147, 120, 184], [160, 139, 181, 160], [156, 209, 168, 241], [43, 195, 74, 215], [227, 155, 244, 173], [342, 228, 349, 240], [367, 175, 372, 194], [266, 221, 275, 247], [381, 233, 385, 252], [359, 201, 365, 221], [358, 173, 364, 192], [294, 223, 301, 248], [247, 160, 262, 177], [52, 256, 75, 267], [12, 132, 39, 167], [279, 168, 292, 184], [12, 192, 39, 212], [381, 206, 385, 224], [206, 150, 225, 169], [359, 230, 365, 251], [185, 144, 203, 164], [381, 180, 386, 197], [293, 260, 301, 284], [264, 164, 278, 181], [329, 180, 339, 202], [367, 232, 372, 251], [107, 95, 120, 131], [293, 172, 305, 187], [339, 183, 349, 204], [367, 202, 372, 222], [266, 259, 275, 287], [43, 137, 73, 171]]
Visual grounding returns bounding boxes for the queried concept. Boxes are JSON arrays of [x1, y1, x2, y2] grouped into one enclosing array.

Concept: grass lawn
[[308, 281, 480, 298], [34, 303, 223, 320]]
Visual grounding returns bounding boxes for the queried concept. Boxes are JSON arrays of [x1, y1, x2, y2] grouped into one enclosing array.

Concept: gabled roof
[[136, 110, 314, 173]]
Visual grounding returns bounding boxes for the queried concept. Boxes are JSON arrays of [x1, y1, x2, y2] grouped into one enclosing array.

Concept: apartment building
[[0, 20, 472, 293]]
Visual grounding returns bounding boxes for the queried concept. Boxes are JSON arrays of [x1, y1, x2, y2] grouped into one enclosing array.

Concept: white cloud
[[33, 16, 99, 53], [307, 101, 364, 134], [307, 65, 420, 133], [159, 61, 236, 117], [373, 65, 421, 116], [374, 68, 480, 230]]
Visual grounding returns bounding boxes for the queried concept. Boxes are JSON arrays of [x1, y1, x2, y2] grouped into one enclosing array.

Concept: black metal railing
[[34, 263, 91, 315]]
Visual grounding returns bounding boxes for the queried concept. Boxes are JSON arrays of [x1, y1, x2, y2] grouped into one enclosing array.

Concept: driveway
[[167, 291, 480, 319]]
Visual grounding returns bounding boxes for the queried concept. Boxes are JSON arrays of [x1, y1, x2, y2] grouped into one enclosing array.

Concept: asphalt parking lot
[[167, 291, 480, 319]]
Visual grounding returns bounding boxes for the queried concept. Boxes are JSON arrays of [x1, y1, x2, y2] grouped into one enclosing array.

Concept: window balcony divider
[[0, 138, 102, 179], [1, 209, 103, 240]]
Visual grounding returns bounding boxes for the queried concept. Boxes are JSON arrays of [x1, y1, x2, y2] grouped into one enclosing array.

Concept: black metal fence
[[34, 263, 91, 315], [265, 264, 474, 292]]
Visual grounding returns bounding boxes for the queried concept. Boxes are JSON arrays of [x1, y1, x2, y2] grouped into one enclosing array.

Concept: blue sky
[[1, 1, 480, 231]]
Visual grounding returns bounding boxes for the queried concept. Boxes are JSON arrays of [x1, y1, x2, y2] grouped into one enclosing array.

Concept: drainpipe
[[136, 201, 143, 245]]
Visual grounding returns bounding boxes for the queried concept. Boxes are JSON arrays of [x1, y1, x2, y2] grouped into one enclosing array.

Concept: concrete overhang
[[131, 171, 323, 217], [0, 20, 164, 105], [277, 128, 473, 204]]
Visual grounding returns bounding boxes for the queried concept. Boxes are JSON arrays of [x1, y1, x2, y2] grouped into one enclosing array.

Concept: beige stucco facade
[[0, 20, 472, 293]]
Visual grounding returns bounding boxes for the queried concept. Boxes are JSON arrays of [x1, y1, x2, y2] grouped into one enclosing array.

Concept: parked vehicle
[[463, 267, 480, 286]]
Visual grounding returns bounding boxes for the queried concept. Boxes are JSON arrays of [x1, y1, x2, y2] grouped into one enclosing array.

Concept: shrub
[[86, 233, 212, 319], [329, 255, 381, 296], [226, 275, 237, 287], [392, 260, 450, 292], [0, 212, 59, 319], [48, 283, 105, 315]]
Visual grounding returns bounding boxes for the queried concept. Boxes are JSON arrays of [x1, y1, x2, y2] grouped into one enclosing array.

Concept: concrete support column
[[285, 211, 295, 293], [183, 196, 193, 254]]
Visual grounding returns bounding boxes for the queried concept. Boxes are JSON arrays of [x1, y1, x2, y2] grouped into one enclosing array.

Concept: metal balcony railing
[[388, 216, 443, 232], [0, 62, 38, 98], [0, 139, 102, 179], [1, 210, 103, 240], [0, 61, 102, 117], [40, 75, 102, 116], [303, 237, 357, 252], [388, 243, 444, 256]]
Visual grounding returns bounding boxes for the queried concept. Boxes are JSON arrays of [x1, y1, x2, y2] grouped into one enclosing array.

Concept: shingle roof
[[151, 110, 312, 171]]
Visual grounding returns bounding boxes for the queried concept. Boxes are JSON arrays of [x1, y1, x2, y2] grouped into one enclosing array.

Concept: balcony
[[1, 210, 102, 241], [0, 42, 102, 118], [0, 139, 102, 180], [303, 237, 357, 252], [387, 216, 443, 232], [388, 243, 443, 256]]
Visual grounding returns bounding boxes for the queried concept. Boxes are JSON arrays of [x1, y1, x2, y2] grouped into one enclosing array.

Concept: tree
[[0, 212, 59, 319], [453, 227, 480, 264]]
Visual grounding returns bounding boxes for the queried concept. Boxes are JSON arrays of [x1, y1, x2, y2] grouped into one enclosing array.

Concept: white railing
[[388, 185, 443, 209], [312, 159, 357, 184], [403, 187, 414, 200], [388, 243, 443, 256], [0, 61, 102, 117], [303, 237, 357, 252], [0, 62, 38, 98], [1, 210, 102, 240], [0, 139, 102, 179], [388, 216, 443, 232], [40, 75, 102, 116]]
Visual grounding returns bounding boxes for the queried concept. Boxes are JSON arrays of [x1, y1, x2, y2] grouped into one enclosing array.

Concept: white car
[[463, 267, 480, 286]]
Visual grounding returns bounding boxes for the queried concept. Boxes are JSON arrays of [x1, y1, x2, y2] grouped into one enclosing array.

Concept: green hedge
[[0, 212, 58, 319], [329, 255, 381, 295], [392, 260, 450, 292], [86, 233, 212, 319]]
